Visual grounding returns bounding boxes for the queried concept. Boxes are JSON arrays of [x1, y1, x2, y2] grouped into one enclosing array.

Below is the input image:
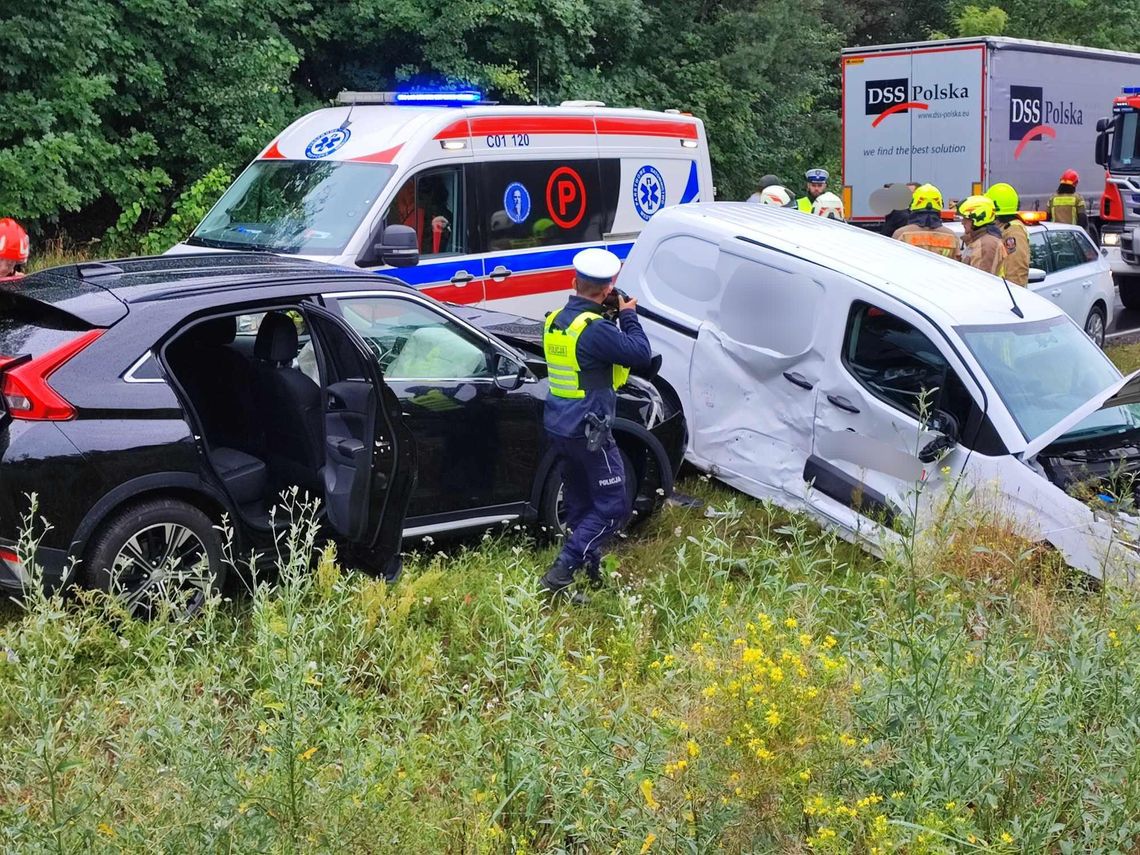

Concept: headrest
[[186, 316, 236, 346], [255, 311, 299, 364]]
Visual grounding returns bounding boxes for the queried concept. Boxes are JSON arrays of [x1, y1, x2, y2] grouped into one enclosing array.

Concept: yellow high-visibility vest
[[543, 310, 630, 399]]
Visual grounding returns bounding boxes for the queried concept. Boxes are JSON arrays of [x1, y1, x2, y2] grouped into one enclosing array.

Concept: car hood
[[1024, 369, 1140, 458], [449, 305, 546, 353]]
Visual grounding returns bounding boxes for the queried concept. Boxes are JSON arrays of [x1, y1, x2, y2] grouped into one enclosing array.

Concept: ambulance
[[170, 91, 714, 318]]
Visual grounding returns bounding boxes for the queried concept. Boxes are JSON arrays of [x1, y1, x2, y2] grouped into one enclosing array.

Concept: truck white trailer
[[841, 37, 1140, 229]]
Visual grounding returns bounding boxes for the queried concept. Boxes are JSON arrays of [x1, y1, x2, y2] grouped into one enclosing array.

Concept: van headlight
[[1102, 232, 1120, 247]]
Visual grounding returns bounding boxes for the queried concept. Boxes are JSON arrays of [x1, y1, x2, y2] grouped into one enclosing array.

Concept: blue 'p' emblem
[[305, 127, 352, 159], [633, 165, 666, 221]]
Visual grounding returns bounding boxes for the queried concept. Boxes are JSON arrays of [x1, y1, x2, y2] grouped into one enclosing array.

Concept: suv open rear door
[[304, 305, 417, 569]]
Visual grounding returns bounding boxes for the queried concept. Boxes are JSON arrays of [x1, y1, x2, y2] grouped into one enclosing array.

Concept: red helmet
[[1060, 169, 1080, 187], [0, 218, 29, 263]]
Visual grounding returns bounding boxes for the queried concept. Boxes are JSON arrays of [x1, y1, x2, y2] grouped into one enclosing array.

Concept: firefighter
[[811, 191, 846, 221], [1047, 169, 1088, 231], [757, 185, 796, 208], [0, 218, 29, 278], [957, 195, 1004, 275], [986, 182, 1030, 286], [797, 168, 829, 212], [540, 248, 652, 600], [891, 184, 962, 260], [747, 174, 783, 203]]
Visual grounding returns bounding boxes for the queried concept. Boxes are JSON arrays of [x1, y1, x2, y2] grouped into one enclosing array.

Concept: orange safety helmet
[[1059, 169, 1079, 187], [0, 218, 30, 263]]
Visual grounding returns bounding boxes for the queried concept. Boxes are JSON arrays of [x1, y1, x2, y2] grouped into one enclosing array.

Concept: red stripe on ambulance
[[433, 115, 698, 141]]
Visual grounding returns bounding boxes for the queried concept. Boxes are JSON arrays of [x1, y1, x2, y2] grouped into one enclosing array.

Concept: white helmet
[[758, 185, 795, 208], [812, 191, 845, 220]]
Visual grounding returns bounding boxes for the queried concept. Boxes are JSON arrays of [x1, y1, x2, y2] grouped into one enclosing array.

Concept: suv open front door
[[305, 304, 417, 570]]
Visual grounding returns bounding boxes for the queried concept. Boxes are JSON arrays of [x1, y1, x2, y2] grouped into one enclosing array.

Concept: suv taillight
[[1, 329, 104, 421]]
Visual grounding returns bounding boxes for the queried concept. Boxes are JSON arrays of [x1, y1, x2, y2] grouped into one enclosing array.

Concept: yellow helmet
[[957, 195, 997, 227], [985, 182, 1020, 216], [909, 183, 944, 212]]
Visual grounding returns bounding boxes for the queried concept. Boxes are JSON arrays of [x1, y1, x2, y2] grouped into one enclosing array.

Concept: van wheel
[[85, 499, 225, 620], [1118, 276, 1140, 310], [1084, 303, 1107, 347], [539, 449, 638, 539]]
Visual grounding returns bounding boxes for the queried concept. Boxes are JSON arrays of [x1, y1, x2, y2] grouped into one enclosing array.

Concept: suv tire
[[85, 498, 225, 620], [539, 448, 639, 539]]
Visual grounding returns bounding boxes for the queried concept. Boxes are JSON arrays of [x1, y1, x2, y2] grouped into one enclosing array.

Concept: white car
[[945, 218, 1115, 346], [622, 203, 1140, 580]]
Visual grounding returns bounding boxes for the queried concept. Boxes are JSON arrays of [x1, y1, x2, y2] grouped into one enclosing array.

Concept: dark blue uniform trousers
[[552, 435, 631, 571]]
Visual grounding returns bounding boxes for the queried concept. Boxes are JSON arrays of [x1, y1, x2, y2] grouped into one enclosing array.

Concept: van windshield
[[957, 315, 1140, 443], [188, 160, 395, 256]]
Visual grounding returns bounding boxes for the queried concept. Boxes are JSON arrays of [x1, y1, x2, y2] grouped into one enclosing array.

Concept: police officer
[[986, 182, 1030, 286], [957, 195, 1004, 275], [892, 184, 962, 260], [540, 248, 652, 598], [797, 168, 829, 212], [0, 218, 29, 279], [1047, 169, 1088, 231]]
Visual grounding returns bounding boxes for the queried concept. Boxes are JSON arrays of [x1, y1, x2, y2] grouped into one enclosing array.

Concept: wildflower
[[798, 769, 812, 782], [304, 673, 322, 686], [799, 633, 813, 648], [824, 635, 837, 649], [1000, 832, 1014, 844], [687, 739, 701, 758], [640, 832, 657, 854], [945, 801, 956, 810], [701, 684, 718, 698], [298, 746, 318, 762], [765, 706, 781, 727], [640, 778, 660, 810], [1108, 629, 1121, 648], [238, 801, 251, 814], [967, 835, 977, 844], [97, 822, 116, 837], [650, 707, 662, 719], [890, 791, 905, 800], [784, 617, 798, 629]]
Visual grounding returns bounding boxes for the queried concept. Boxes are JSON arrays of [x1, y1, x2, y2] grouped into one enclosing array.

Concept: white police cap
[[572, 247, 621, 282]]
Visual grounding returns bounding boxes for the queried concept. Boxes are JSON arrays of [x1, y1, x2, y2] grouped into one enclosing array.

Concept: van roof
[[259, 103, 705, 164], [648, 203, 1065, 328]]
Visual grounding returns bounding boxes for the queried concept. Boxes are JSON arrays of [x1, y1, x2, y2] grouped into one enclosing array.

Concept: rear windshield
[[0, 293, 91, 359]]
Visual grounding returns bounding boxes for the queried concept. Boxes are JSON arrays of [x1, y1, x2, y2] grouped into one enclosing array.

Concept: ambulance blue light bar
[[1123, 86, 1140, 94], [336, 90, 487, 107]]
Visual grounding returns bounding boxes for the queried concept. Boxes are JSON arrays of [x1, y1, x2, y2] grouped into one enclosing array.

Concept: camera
[[601, 287, 630, 319]]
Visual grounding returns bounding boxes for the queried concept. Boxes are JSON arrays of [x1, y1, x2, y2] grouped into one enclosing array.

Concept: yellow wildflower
[[1000, 832, 1014, 844], [639, 832, 657, 854], [784, 617, 798, 629], [687, 739, 700, 758], [640, 779, 659, 811], [799, 633, 813, 648], [765, 706, 781, 727], [798, 769, 812, 782], [824, 635, 838, 648], [701, 684, 718, 698], [298, 746, 318, 762], [97, 823, 116, 837]]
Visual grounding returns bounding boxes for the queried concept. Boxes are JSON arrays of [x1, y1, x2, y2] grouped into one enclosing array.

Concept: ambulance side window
[[384, 167, 467, 257], [480, 160, 617, 251]]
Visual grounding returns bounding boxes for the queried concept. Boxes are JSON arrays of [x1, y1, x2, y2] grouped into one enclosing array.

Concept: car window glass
[[644, 235, 720, 322], [336, 296, 492, 380], [718, 253, 821, 356], [1028, 231, 1052, 273], [481, 159, 616, 251], [1072, 229, 1099, 262], [843, 302, 972, 428], [1048, 231, 1086, 272], [384, 167, 465, 257]]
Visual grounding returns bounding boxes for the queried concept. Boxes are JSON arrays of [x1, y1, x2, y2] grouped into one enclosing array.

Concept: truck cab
[[1096, 86, 1140, 299]]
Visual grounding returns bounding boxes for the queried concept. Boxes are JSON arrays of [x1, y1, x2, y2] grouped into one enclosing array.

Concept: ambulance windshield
[[189, 160, 395, 255]]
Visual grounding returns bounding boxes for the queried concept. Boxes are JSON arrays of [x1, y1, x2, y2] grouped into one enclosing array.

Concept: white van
[[170, 91, 714, 318], [622, 203, 1140, 580]]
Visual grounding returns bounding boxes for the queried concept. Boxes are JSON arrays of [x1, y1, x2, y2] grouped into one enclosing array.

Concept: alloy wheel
[[111, 523, 211, 619]]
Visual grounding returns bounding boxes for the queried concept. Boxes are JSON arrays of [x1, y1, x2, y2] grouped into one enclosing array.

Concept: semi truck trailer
[[841, 37, 1140, 238]]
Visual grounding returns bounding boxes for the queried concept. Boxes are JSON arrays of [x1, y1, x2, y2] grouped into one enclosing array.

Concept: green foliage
[[954, 4, 1011, 36], [102, 166, 232, 257]]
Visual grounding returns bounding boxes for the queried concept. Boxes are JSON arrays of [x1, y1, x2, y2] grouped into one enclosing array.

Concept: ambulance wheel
[[539, 449, 638, 540], [1118, 276, 1140, 310]]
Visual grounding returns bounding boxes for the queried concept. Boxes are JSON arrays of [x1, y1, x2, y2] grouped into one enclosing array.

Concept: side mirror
[[1095, 130, 1110, 168], [375, 224, 420, 268], [918, 411, 959, 464], [630, 353, 663, 380], [1096, 117, 1112, 134], [492, 352, 526, 392], [1027, 267, 1047, 284]]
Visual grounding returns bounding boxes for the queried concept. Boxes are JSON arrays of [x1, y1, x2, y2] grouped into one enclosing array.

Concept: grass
[[0, 301, 1136, 852], [2, 479, 1140, 854], [1106, 340, 1140, 375]]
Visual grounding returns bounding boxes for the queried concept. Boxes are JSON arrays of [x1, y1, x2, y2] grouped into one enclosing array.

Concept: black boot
[[584, 560, 604, 590], [540, 557, 587, 604]]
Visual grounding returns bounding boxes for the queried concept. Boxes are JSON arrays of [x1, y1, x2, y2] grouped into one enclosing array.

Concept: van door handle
[[782, 371, 813, 390], [1050, 288, 1062, 298], [826, 394, 860, 414], [489, 265, 512, 280], [1082, 280, 1093, 289], [450, 270, 474, 286]]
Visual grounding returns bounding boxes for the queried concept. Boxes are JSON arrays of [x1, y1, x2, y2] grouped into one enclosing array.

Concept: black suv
[[0, 254, 685, 615]]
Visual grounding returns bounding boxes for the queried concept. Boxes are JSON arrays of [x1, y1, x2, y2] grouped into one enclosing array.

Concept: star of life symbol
[[633, 165, 665, 221], [305, 127, 351, 159]]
